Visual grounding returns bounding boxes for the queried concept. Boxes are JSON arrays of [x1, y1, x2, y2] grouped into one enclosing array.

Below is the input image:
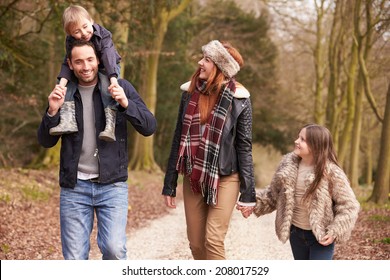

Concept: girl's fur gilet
[[254, 152, 360, 243]]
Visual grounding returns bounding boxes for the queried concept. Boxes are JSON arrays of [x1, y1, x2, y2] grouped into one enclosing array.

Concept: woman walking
[[162, 40, 256, 260]]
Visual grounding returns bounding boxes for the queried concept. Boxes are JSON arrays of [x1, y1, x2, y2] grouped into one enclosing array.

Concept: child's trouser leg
[[49, 82, 78, 136]]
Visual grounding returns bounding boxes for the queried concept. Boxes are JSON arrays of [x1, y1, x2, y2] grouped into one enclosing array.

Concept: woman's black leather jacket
[[162, 88, 256, 203]]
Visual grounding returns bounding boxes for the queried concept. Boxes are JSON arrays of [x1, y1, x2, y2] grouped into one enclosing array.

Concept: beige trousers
[[183, 173, 240, 260]]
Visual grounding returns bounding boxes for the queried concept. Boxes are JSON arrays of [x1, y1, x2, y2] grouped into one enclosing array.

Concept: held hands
[[108, 82, 128, 109], [236, 204, 254, 219], [48, 80, 129, 115], [162, 195, 256, 218]]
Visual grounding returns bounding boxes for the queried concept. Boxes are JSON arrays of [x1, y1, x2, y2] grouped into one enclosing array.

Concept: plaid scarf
[[176, 79, 235, 205]]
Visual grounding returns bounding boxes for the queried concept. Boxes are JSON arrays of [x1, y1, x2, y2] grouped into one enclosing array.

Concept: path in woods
[[124, 200, 293, 260]]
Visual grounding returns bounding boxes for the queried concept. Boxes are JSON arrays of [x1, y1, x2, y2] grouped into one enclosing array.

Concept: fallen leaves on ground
[[0, 168, 388, 260]]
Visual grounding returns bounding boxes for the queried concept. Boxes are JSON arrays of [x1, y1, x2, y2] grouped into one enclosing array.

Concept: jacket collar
[[92, 23, 102, 39], [180, 81, 250, 98]]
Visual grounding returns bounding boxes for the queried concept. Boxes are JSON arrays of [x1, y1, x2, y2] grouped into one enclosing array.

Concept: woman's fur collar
[[180, 81, 250, 98]]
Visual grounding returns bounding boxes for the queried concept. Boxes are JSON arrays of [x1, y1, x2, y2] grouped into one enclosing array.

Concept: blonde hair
[[62, 5, 93, 35]]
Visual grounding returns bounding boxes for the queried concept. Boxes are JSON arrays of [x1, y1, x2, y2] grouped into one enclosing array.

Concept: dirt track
[[93, 201, 293, 260]]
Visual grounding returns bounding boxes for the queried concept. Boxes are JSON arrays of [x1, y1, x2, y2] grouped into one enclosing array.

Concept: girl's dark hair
[[301, 124, 339, 201]]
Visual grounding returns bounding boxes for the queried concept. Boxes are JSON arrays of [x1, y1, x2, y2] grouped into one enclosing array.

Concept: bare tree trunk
[[365, 132, 373, 186], [338, 40, 358, 167], [364, 115, 377, 187], [350, 0, 383, 191], [129, 0, 191, 171], [326, 0, 343, 134], [39, 24, 62, 167], [369, 83, 390, 204], [112, 4, 129, 79], [129, 49, 160, 171], [326, 0, 352, 156], [349, 82, 363, 189], [313, 0, 326, 125], [348, 0, 366, 189], [326, 0, 353, 154]]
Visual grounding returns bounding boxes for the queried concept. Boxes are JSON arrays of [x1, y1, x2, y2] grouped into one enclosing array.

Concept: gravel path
[[125, 200, 293, 260]]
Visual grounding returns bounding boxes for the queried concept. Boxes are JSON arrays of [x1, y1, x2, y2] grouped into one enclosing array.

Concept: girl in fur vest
[[237, 124, 360, 260]]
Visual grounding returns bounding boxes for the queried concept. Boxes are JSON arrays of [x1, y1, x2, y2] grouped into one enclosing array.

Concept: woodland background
[[0, 0, 389, 259]]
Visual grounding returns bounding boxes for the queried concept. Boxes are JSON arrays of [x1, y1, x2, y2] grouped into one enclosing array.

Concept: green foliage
[[193, 1, 292, 152], [356, 184, 390, 210], [0, 193, 11, 203], [377, 238, 390, 244], [369, 215, 390, 222], [0, 0, 286, 169], [1, 244, 10, 254], [155, 7, 197, 168], [360, 201, 390, 211], [155, 0, 289, 169], [21, 184, 50, 202], [0, 1, 67, 167]]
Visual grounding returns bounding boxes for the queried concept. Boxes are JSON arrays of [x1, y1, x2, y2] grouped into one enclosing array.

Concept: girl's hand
[[319, 234, 335, 246], [236, 204, 254, 218]]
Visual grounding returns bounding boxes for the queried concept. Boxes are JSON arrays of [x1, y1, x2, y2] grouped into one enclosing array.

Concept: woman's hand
[[236, 204, 254, 218], [163, 195, 176, 209]]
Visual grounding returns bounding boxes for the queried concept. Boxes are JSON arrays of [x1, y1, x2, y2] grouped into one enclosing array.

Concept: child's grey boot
[[49, 101, 78, 135], [98, 107, 117, 142]]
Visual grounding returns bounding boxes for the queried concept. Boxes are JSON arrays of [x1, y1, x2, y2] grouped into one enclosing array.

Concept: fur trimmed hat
[[201, 40, 240, 78]]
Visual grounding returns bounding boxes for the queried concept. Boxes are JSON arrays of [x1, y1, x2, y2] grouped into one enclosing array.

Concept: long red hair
[[188, 41, 243, 123]]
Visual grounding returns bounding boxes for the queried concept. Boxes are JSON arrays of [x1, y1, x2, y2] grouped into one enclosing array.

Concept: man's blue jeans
[[289, 224, 335, 260], [60, 179, 128, 260]]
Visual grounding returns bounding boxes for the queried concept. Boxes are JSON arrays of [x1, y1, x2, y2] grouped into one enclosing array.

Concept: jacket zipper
[[94, 148, 100, 182]]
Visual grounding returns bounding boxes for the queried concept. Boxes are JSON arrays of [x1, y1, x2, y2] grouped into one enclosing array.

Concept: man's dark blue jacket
[[37, 78, 157, 188]]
